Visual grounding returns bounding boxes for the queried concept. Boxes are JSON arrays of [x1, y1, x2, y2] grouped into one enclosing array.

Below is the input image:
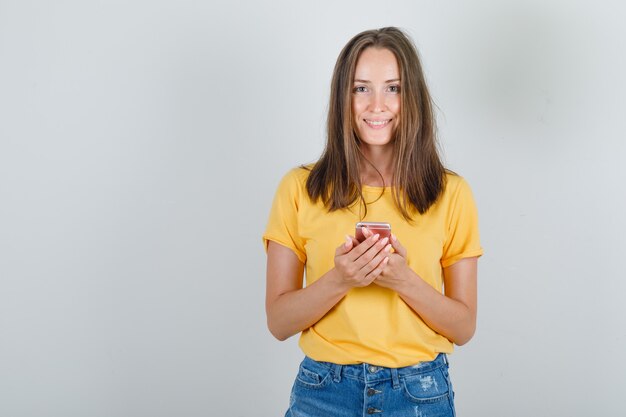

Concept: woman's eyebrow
[[354, 78, 400, 83]]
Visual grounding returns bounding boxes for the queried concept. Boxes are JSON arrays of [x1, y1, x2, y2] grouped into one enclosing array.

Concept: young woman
[[263, 27, 483, 416]]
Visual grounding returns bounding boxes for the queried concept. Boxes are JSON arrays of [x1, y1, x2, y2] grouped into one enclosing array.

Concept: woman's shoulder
[[440, 171, 478, 207], [444, 170, 465, 187], [442, 171, 474, 198], [280, 164, 313, 183], [273, 164, 314, 195]]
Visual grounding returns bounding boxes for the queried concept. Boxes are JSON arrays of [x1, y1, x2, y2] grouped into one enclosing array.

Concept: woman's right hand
[[332, 231, 392, 289]]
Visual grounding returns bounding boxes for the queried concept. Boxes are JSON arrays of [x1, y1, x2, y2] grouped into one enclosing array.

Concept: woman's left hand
[[366, 230, 478, 345], [374, 234, 417, 291]]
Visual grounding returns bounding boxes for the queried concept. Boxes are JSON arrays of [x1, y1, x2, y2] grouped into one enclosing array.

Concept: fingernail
[[373, 234, 380, 241], [380, 237, 389, 246], [391, 233, 397, 241], [385, 244, 392, 252]]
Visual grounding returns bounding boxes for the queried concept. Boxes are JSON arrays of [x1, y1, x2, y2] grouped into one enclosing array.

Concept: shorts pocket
[[402, 368, 450, 404], [294, 358, 332, 390]]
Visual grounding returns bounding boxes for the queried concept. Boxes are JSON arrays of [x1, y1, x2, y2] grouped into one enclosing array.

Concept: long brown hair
[[306, 27, 446, 220]]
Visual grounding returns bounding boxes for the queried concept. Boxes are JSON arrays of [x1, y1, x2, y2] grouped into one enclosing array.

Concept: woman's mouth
[[364, 119, 391, 129]]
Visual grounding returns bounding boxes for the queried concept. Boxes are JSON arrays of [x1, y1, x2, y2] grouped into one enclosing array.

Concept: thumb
[[390, 234, 407, 257], [336, 235, 354, 255]]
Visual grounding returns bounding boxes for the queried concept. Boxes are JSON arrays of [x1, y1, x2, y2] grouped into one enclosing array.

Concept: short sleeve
[[441, 177, 484, 268], [262, 169, 307, 264]]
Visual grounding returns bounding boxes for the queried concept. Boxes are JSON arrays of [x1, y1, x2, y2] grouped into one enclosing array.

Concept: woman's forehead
[[354, 48, 400, 80]]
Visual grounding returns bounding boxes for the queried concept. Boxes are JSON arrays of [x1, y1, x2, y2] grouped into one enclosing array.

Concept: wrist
[[325, 268, 352, 295], [395, 268, 420, 298]]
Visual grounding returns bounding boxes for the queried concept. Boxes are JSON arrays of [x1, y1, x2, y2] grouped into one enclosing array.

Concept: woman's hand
[[265, 229, 391, 341], [332, 230, 392, 290], [364, 231, 478, 345], [374, 233, 417, 291]]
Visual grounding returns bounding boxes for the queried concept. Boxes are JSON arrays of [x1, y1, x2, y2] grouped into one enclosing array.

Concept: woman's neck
[[359, 144, 394, 187]]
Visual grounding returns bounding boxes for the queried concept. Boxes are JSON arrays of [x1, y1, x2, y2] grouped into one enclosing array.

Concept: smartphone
[[355, 222, 391, 243]]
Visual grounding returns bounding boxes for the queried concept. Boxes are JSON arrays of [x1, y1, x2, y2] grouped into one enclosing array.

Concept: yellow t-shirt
[[263, 166, 483, 367]]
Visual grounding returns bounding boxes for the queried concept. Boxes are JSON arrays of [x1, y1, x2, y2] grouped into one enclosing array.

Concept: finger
[[364, 256, 390, 281], [354, 236, 388, 266], [346, 232, 381, 261], [390, 233, 407, 258], [335, 235, 354, 256], [355, 238, 391, 270]]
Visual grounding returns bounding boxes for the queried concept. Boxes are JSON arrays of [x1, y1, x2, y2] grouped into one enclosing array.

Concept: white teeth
[[365, 119, 390, 126]]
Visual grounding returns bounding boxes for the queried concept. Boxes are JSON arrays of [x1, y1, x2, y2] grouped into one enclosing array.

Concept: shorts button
[[367, 407, 382, 414], [367, 388, 376, 396], [368, 365, 379, 373]]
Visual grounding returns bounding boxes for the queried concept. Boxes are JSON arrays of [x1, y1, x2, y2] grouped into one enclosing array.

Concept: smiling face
[[352, 47, 401, 149]]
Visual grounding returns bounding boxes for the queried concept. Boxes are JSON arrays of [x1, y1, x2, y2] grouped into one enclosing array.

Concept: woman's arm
[[374, 234, 478, 346], [265, 234, 391, 341]]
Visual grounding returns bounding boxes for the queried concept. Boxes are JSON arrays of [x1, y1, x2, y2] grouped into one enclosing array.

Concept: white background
[[1, 1, 625, 416]]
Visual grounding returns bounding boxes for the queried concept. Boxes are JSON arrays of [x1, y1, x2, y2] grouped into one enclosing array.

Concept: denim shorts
[[285, 353, 455, 417]]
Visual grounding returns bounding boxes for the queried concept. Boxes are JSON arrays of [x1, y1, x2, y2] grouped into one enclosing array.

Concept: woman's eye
[[388, 85, 400, 93], [353, 86, 367, 93]]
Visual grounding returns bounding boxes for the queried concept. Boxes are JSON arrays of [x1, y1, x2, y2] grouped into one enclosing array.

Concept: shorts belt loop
[[331, 364, 342, 383], [390, 368, 400, 389], [442, 353, 449, 366]]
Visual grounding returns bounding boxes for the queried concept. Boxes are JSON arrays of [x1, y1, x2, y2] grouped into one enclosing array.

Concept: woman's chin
[[359, 136, 394, 148]]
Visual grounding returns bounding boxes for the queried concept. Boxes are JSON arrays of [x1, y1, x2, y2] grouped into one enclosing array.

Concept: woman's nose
[[370, 91, 385, 112]]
